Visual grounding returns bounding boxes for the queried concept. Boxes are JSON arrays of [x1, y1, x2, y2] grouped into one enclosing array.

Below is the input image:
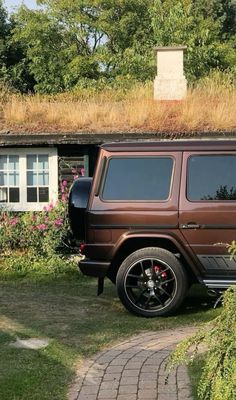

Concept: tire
[[116, 247, 188, 317]]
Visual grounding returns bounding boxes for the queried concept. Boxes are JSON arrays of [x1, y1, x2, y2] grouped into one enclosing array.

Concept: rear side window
[[102, 157, 173, 201], [187, 155, 236, 201]]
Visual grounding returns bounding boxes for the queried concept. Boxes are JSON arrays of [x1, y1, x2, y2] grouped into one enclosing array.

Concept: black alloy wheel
[[116, 247, 188, 317]]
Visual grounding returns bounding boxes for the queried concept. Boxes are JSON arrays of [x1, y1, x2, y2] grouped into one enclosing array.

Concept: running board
[[203, 279, 236, 289]]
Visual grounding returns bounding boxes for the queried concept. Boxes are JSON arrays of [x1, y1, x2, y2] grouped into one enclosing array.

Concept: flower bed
[[0, 179, 78, 277]]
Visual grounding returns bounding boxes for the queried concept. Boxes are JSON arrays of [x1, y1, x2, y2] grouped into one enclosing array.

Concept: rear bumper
[[79, 258, 110, 277]]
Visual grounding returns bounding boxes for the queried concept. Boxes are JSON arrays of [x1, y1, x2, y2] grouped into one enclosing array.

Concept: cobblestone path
[[68, 327, 196, 400]]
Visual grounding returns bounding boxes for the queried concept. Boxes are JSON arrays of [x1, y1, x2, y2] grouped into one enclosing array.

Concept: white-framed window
[[0, 148, 58, 211]]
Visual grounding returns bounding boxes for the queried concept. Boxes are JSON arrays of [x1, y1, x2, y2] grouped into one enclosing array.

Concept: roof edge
[[0, 131, 236, 147]]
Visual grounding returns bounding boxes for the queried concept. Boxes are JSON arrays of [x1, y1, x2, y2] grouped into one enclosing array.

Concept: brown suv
[[69, 141, 236, 317]]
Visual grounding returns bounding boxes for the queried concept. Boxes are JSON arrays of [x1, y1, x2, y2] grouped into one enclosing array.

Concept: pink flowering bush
[[0, 200, 68, 258], [0, 199, 79, 276], [0, 172, 84, 276]]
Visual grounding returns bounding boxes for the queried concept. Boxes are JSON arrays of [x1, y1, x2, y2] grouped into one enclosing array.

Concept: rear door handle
[[180, 223, 201, 229]]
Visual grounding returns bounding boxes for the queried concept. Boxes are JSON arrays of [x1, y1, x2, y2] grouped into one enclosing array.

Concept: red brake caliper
[[154, 265, 167, 280]]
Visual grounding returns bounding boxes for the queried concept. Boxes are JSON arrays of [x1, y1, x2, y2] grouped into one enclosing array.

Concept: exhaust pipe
[[207, 289, 219, 297]]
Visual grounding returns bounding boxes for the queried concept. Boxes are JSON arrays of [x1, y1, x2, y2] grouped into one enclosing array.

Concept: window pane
[[27, 187, 37, 202], [9, 188, 20, 203], [0, 188, 8, 202], [0, 155, 7, 170], [27, 171, 37, 186], [27, 155, 37, 170], [38, 155, 48, 170], [38, 172, 49, 185], [9, 173, 19, 186], [9, 155, 19, 171], [39, 187, 49, 202], [187, 155, 236, 201], [103, 157, 173, 201], [0, 172, 7, 186]]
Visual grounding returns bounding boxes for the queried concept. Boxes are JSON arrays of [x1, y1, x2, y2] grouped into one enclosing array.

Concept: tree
[[0, 1, 35, 92], [5, 0, 236, 93], [0, 0, 9, 80], [220, 0, 236, 38], [151, 0, 236, 80], [13, 0, 154, 93], [12, 7, 71, 93], [93, 0, 154, 80]]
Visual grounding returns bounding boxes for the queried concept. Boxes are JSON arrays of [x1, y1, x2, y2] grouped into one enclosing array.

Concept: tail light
[[79, 243, 85, 254]]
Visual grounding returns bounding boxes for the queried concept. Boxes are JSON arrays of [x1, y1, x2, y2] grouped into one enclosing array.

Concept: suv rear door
[[88, 150, 182, 248], [179, 151, 236, 282]]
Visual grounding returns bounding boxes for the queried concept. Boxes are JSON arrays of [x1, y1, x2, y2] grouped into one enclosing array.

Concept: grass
[[189, 356, 205, 400], [0, 270, 220, 400], [0, 76, 236, 134]]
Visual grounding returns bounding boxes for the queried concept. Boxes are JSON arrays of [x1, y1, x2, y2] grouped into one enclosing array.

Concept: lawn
[[0, 271, 220, 400], [189, 356, 205, 400]]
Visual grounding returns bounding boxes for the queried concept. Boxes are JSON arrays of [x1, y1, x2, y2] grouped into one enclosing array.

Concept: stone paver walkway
[[68, 327, 196, 400]]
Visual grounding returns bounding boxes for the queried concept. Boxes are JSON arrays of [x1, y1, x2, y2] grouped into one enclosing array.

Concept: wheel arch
[[106, 233, 198, 284]]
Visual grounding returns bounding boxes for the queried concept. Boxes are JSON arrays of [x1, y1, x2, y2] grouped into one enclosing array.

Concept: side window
[[0, 155, 20, 203], [102, 157, 173, 201], [187, 155, 236, 201]]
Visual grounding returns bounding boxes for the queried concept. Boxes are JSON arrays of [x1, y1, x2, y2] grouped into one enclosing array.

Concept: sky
[[4, 0, 38, 12]]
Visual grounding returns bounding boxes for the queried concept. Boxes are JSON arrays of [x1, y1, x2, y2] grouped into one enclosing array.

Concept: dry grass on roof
[[0, 79, 235, 134]]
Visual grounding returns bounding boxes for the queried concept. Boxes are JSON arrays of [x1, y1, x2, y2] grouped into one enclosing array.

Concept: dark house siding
[[59, 155, 86, 183], [57, 144, 99, 185]]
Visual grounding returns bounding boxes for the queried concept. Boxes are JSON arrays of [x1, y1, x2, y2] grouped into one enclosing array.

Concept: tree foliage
[[169, 286, 236, 400], [1, 0, 236, 93], [0, 0, 35, 92], [151, 0, 236, 79], [12, 0, 153, 93], [0, 0, 8, 62]]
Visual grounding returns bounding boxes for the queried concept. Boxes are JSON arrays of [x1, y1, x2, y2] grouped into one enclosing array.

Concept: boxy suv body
[[69, 141, 236, 317]]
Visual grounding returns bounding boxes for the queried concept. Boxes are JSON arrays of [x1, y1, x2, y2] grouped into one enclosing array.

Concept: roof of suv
[[101, 140, 236, 152]]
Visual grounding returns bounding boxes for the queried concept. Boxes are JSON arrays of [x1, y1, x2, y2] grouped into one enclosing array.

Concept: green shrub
[[169, 286, 236, 400], [0, 252, 78, 278]]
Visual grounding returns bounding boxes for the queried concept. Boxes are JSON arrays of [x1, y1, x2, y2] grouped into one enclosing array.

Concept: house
[[1, 46, 235, 212], [0, 132, 97, 211], [0, 130, 235, 212]]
